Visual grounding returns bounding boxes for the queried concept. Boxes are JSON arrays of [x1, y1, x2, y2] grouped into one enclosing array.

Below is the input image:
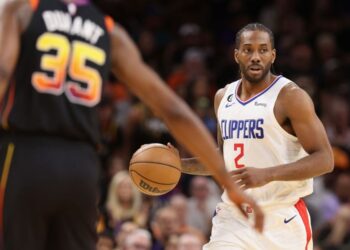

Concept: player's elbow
[[322, 149, 334, 174], [160, 101, 188, 122], [0, 66, 10, 82]]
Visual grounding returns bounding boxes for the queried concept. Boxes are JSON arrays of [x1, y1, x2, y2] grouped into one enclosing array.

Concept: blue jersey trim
[[235, 75, 282, 106]]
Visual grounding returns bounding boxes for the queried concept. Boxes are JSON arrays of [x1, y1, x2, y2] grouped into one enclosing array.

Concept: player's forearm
[[0, 68, 10, 99], [181, 157, 211, 176], [0, 67, 9, 84], [157, 98, 235, 189], [269, 150, 334, 181]]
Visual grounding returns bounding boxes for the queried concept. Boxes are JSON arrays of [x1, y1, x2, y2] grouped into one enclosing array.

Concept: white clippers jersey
[[218, 75, 313, 207]]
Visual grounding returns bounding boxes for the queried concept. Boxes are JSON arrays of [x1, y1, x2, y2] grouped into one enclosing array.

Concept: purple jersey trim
[[235, 75, 282, 106]]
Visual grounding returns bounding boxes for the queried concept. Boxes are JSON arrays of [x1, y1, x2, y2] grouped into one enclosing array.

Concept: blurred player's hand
[[225, 181, 264, 233], [167, 142, 264, 232], [166, 142, 180, 158], [230, 167, 272, 189]]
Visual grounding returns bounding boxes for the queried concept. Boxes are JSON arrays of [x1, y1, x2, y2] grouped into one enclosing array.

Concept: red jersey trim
[[0, 143, 15, 249], [1, 79, 16, 130], [295, 199, 312, 250], [104, 16, 115, 33]]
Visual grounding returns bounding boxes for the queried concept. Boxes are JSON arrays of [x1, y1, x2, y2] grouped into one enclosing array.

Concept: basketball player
[[0, 1, 263, 249], [170, 23, 334, 249]]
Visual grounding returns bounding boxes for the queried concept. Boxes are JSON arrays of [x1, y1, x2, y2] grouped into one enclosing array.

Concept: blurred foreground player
[[0, 1, 263, 249], [174, 23, 334, 249]]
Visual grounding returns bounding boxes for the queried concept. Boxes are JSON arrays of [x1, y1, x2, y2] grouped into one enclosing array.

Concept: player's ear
[[271, 48, 276, 64], [234, 49, 239, 64]]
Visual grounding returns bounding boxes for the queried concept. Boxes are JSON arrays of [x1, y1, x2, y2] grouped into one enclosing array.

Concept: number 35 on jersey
[[32, 32, 106, 107]]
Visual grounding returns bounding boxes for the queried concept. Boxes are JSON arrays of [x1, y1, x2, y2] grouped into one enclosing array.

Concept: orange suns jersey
[[0, 0, 115, 145]]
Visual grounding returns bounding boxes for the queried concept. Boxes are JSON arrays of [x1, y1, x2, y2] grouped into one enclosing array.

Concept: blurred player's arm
[[109, 23, 229, 182], [109, 24, 263, 232], [268, 84, 334, 180], [0, 0, 31, 100], [178, 86, 227, 176]]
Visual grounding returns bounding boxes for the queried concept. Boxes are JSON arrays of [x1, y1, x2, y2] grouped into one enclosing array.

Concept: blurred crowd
[[92, 0, 350, 249]]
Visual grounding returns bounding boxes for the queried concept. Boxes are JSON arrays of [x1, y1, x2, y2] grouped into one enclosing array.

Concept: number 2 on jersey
[[32, 33, 106, 107], [234, 143, 245, 168]]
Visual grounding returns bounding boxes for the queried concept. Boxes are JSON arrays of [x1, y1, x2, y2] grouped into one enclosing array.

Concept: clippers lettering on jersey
[[221, 119, 264, 140], [42, 11, 104, 44]]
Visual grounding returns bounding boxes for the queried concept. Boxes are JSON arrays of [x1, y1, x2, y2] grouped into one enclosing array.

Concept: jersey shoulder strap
[[104, 15, 115, 34]]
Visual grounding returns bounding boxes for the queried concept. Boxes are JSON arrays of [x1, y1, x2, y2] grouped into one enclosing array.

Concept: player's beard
[[240, 62, 272, 84]]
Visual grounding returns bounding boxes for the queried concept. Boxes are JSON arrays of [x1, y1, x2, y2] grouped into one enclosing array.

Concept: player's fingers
[[229, 168, 245, 175], [234, 180, 245, 188], [230, 170, 246, 177], [231, 174, 244, 181], [253, 204, 264, 233], [244, 196, 264, 233]]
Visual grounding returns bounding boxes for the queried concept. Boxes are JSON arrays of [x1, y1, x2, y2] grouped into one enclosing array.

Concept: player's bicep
[[109, 24, 178, 116], [286, 88, 331, 154], [109, 24, 142, 75]]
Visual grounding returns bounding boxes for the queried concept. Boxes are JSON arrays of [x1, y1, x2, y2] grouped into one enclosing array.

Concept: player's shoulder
[[214, 84, 231, 112], [1, 0, 32, 28], [1, 0, 29, 9], [215, 85, 228, 100], [280, 81, 311, 103], [215, 84, 231, 103], [278, 80, 315, 115]]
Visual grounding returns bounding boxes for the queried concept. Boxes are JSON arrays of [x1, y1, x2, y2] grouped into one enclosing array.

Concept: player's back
[[217, 76, 313, 208], [0, 0, 113, 145]]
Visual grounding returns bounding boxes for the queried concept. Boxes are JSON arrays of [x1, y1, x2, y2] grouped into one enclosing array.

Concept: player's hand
[[230, 167, 272, 189], [225, 182, 264, 233], [166, 142, 180, 158]]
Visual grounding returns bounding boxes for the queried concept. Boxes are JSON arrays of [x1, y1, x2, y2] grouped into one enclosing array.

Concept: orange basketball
[[129, 143, 181, 196]]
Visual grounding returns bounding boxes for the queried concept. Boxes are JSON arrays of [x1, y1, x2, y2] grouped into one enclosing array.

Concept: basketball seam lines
[[129, 161, 180, 171], [129, 170, 178, 185]]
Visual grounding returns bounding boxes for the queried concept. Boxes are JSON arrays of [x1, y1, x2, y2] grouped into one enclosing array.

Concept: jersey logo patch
[[225, 94, 235, 108], [225, 102, 235, 108], [284, 215, 297, 224], [254, 101, 267, 107]]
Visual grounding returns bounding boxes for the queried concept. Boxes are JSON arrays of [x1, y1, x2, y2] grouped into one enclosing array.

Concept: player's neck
[[240, 73, 277, 99]]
